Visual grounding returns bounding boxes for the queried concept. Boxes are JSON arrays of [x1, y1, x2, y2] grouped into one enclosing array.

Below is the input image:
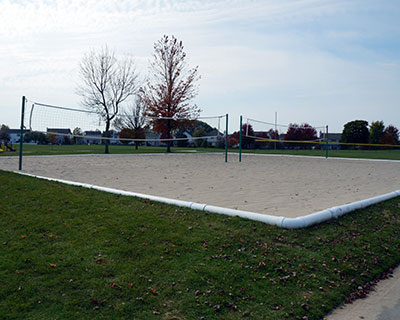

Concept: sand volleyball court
[[1, 153, 399, 218]]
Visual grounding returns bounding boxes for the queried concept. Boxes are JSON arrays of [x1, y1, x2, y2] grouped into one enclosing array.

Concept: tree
[[118, 128, 135, 145], [24, 131, 47, 144], [140, 35, 201, 153], [268, 129, 282, 149], [228, 136, 239, 148], [230, 124, 255, 149], [72, 127, 83, 144], [185, 120, 214, 136], [77, 46, 138, 154], [369, 121, 385, 146], [114, 97, 147, 149], [340, 120, 369, 149], [193, 127, 207, 147], [380, 125, 399, 147], [254, 132, 269, 149], [0, 124, 10, 141], [284, 123, 317, 149]]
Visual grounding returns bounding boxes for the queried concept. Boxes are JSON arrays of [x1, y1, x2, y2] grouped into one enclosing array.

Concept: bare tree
[[77, 46, 138, 153], [114, 96, 147, 149], [140, 35, 201, 153]]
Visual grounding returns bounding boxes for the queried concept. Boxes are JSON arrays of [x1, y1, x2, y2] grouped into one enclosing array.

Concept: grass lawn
[[1, 170, 399, 319], [1, 144, 400, 160]]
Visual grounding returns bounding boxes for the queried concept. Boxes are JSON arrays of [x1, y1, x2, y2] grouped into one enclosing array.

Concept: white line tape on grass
[[14, 171, 400, 229]]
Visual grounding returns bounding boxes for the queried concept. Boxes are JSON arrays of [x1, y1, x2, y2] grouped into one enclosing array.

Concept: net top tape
[[27, 100, 225, 121], [245, 117, 325, 130]]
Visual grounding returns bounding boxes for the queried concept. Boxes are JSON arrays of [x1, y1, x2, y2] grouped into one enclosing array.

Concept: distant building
[[7, 129, 27, 144], [145, 132, 165, 146], [205, 129, 222, 147], [46, 128, 72, 144], [320, 132, 342, 150], [83, 131, 102, 144]]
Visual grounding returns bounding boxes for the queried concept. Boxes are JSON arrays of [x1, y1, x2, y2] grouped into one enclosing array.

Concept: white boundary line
[[13, 171, 400, 229]]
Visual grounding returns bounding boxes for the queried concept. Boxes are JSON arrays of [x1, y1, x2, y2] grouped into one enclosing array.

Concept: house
[[319, 132, 342, 150], [205, 129, 222, 147], [7, 129, 27, 144], [145, 132, 164, 146], [83, 131, 102, 144], [46, 128, 72, 144], [109, 130, 120, 145], [172, 131, 194, 147]]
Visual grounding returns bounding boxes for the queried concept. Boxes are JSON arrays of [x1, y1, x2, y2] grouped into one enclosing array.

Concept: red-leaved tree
[[140, 35, 201, 152], [231, 124, 255, 149], [381, 125, 399, 147], [284, 123, 317, 149], [119, 128, 135, 145]]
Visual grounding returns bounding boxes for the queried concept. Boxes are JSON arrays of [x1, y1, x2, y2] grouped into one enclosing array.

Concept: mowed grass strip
[[0, 170, 399, 319], [2, 144, 400, 160]]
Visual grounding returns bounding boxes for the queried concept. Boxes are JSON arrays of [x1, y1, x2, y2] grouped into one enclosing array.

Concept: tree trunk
[[135, 142, 138, 150], [105, 121, 110, 154], [166, 106, 171, 153]]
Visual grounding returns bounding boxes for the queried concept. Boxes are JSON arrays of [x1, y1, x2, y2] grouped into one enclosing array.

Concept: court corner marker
[[13, 171, 400, 229]]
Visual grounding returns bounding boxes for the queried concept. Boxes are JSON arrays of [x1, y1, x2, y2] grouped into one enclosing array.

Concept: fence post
[[18, 96, 26, 170], [225, 114, 228, 163], [325, 125, 329, 159], [239, 115, 242, 162]]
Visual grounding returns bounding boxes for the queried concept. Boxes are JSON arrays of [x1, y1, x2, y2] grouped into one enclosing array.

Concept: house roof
[[47, 128, 72, 134], [327, 133, 342, 140], [84, 131, 102, 136], [205, 129, 221, 137], [7, 129, 25, 134], [146, 132, 160, 138]]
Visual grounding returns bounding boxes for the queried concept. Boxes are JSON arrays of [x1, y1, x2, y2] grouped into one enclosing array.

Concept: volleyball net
[[21, 97, 227, 148], [239, 116, 327, 150]]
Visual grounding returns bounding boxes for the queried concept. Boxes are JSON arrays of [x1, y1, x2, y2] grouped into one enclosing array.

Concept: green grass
[[1, 144, 400, 160], [0, 144, 195, 156], [242, 148, 400, 160], [1, 170, 399, 319]]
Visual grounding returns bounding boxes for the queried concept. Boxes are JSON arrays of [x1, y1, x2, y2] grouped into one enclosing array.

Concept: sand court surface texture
[[1, 153, 399, 218]]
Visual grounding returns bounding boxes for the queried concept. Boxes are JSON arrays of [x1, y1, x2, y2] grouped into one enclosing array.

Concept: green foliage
[[0, 124, 10, 140], [193, 127, 207, 147], [369, 121, 385, 145], [340, 120, 369, 148], [2, 144, 400, 161], [186, 120, 214, 136], [0, 170, 399, 319], [24, 131, 47, 144]]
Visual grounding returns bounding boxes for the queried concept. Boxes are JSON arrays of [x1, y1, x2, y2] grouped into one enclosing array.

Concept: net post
[[18, 96, 26, 170], [325, 125, 329, 159], [225, 113, 228, 163], [239, 115, 242, 162]]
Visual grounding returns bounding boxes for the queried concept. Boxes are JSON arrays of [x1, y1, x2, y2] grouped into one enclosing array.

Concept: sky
[[0, 0, 399, 134]]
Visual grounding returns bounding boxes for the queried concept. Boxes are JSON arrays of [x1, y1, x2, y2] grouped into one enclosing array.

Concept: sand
[[1, 153, 399, 218]]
